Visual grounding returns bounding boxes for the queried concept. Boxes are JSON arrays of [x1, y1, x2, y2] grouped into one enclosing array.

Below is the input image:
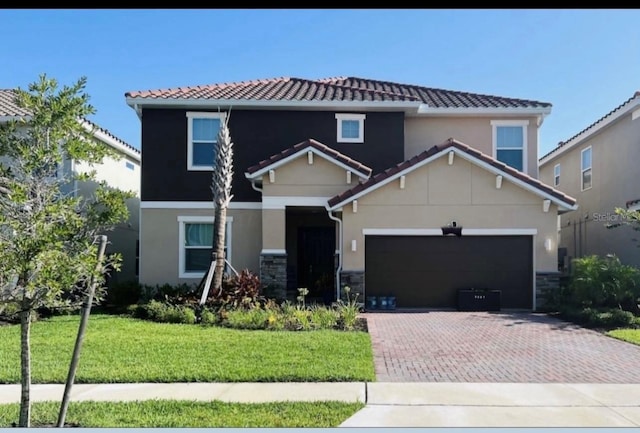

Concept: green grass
[[607, 328, 640, 345], [0, 314, 375, 383], [0, 400, 364, 427]]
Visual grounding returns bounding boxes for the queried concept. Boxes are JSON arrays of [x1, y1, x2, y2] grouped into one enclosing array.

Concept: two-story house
[[0, 89, 141, 285], [540, 91, 640, 269], [126, 76, 576, 310]]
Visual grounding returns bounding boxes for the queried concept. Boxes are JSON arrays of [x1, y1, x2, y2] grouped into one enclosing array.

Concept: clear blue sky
[[1, 9, 639, 158]]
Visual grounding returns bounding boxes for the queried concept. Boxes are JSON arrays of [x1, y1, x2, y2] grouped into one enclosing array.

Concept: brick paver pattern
[[363, 311, 640, 382]]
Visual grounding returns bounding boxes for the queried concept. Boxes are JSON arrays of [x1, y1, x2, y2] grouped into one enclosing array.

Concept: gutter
[[326, 209, 343, 301]]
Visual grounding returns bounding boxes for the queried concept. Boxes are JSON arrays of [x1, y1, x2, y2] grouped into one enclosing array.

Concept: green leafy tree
[[0, 75, 132, 427]]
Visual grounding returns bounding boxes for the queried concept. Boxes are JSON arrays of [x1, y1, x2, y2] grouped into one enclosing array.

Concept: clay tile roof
[[541, 91, 640, 161], [0, 89, 139, 156], [328, 138, 577, 209], [246, 138, 372, 177], [126, 76, 550, 109]]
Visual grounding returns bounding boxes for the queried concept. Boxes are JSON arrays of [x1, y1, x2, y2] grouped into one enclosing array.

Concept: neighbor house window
[[581, 146, 592, 190], [335, 113, 365, 143], [125, 161, 135, 171], [186, 112, 226, 171], [554, 163, 560, 186], [178, 216, 233, 278], [491, 120, 528, 172]]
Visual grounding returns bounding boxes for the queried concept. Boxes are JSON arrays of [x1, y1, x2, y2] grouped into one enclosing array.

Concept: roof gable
[[245, 138, 372, 180], [328, 138, 577, 212]]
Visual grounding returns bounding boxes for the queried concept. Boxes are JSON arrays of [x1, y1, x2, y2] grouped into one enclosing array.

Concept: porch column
[[260, 208, 287, 292]]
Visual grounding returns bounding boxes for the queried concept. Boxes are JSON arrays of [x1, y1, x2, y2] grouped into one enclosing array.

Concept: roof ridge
[[322, 76, 551, 106], [125, 77, 291, 98], [540, 91, 640, 161]]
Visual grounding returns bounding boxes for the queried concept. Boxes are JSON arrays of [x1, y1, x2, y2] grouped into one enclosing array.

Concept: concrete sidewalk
[[1, 382, 640, 427], [342, 383, 640, 427]]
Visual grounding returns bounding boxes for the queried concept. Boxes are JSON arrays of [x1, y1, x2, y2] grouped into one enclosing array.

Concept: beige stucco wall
[[262, 209, 285, 250], [139, 207, 262, 286], [540, 111, 640, 267], [261, 153, 365, 197], [341, 156, 558, 271], [405, 116, 540, 177]]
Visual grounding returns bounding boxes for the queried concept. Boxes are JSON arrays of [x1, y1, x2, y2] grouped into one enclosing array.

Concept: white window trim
[[177, 215, 233, 279], [581, 146, 592, 191], [491, 120, 529, 173], [186, 111, 226, 171], [553, 163, 560, 187], [335, 113, 365, 143]]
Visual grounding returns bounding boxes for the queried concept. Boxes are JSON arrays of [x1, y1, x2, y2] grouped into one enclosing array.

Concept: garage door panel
[[365, 235, 533, 309]]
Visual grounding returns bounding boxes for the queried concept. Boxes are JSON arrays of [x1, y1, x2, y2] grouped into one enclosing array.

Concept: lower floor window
[[185, 223, 213, 272], [179, 216, 233, 278]]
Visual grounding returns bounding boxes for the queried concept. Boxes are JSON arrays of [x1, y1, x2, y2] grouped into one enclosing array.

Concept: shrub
[[209, 269, 264, 310], [310, 305, 339, 329], [570, 255, 640, 313], [562, 306, 635, 329], [335, 286, 362, 331], [598, 309, 635, 328], [105, 280, 143, 307], [140, 283, 198, 304], [200, 308, 219, 326], [0, 303, 22, 323], [224, 307, 270, 330], [143, 300, 196, 324]]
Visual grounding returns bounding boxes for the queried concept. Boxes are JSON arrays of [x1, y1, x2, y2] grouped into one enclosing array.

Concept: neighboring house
[[0, 89, 141, 285], [126, 76, 576, 310], [540, 91, 640, 269]]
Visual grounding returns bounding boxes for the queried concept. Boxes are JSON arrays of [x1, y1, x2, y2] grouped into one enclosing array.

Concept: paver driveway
[[364, 311, 640, 382]]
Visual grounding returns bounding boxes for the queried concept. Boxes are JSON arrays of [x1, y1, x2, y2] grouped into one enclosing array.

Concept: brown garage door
[[365, 235, 533, 309]]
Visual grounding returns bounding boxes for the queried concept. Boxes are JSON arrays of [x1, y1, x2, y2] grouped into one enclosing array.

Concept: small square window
[[125, 161, 135, 170], [335, 113, 365, 143]]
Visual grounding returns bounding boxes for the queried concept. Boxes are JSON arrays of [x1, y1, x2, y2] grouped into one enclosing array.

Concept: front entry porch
[[259, 206, 337, 304]]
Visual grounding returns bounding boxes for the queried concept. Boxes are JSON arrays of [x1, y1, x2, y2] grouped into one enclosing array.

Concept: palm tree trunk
[[19, 299, 32, 427], [212, 205, 227, 292]]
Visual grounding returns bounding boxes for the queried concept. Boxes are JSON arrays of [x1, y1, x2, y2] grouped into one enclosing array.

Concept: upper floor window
[[581, 146, 592, 191], [491, 120, 528, 172], [125, 161, 135, 171], [186, 112, 225, 171], [554, 163, 560, 186], [335, 113, 365, 143]]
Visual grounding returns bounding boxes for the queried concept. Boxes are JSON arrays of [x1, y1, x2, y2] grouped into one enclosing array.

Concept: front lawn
[[0, 400, 364, 427], [606, 328, 640, 345], [0, 315, 375, 383]]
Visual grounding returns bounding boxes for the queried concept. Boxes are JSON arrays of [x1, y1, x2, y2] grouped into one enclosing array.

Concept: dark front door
[[365, 235, 533, 309], [297, 227, 336, 301]]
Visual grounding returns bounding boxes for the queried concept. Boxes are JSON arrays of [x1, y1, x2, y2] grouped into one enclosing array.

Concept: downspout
[[250, 179, 262, 193], [326, 208, 343, 301]]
